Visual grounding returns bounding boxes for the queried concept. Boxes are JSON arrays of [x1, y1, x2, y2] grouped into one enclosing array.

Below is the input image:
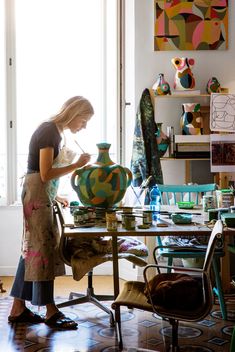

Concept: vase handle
[[124, 167, 132, 187], [71, 169, 82, 193]]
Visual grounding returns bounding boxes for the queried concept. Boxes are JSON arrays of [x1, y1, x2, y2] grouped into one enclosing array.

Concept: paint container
[[73, 210, 84, 225], [143, 210, 152, 225], [69, 201, 80, 214], [208, 208, 219, 222], [106, 210, 118, 231], [216, 189, 234, 208], [202, 195, 216, 212], [123, 215, 136, 230]]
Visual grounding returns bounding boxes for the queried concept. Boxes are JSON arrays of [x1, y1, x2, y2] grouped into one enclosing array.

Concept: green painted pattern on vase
[[71, 143, 132, 208]]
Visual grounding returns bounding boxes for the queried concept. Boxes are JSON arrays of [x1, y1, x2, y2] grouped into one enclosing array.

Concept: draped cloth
[[130, 88, 163, 191], [70, 236, 148, 281]]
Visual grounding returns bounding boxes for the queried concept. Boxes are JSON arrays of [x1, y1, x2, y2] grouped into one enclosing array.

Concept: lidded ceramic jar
[[71, 142, 132, 208]]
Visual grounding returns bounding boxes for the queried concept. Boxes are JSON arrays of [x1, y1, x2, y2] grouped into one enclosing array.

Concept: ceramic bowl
[[171, 213, 192, 224]]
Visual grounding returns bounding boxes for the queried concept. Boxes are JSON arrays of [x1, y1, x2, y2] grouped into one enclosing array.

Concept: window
[[1, 0, 119, 205], [0, 0, 6, 204]]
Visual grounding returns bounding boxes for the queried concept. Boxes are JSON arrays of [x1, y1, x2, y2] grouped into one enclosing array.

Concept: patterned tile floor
[[0, 295, 235, 352]]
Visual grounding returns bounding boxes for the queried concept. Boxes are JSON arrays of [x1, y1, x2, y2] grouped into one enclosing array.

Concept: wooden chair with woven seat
[[154, 183, 227, 320], [112, 220, 223, 351]]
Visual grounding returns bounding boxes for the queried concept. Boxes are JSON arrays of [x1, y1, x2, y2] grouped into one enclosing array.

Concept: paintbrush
[[74, 140, 86, 153]]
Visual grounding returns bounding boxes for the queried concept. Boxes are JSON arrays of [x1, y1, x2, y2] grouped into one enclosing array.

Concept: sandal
[[8, 307, 44, 324], [45, 311, 78, 330]]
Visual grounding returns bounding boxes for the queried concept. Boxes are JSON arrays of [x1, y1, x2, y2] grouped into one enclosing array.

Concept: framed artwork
[[210, 93, 235, 132], [210, 134, 235, 172], [154, 1, 228, 51]]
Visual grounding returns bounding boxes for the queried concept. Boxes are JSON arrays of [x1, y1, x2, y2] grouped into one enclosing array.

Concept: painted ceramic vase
[[180, 103, 203, 135], [71, 142, 132, 208], [152, 73, 171, 96], [171, 57, 195, 90], [155, 123, 170, 157], [206, 77, 221, 94]]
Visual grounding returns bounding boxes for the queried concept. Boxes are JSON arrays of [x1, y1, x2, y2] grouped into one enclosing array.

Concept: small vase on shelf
[[206, 77, 221, 94], [180, 103, 203, 135], [155, 123, 170, 157], [172, 57, 195, 91], [152, 73, 171, 96]]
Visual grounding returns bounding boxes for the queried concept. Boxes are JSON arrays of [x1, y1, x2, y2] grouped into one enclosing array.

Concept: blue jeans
[[10, 256, 54, 306]]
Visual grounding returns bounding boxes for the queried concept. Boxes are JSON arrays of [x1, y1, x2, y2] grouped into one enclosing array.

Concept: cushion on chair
[[144, 273, 202, 310]]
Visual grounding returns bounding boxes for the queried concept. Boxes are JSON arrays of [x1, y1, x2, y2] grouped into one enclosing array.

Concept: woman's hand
[[75, 153, 91, 168], [55, 196, 69, 207]]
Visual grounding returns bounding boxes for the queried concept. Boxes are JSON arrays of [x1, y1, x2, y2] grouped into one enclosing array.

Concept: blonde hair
[[50, 96, 94, 128]]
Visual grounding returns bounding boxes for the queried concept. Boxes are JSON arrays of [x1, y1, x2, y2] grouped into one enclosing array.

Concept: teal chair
[[154, 183, 227, 320]]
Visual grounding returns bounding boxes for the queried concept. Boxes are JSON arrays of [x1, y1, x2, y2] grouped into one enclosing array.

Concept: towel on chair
[[70, 236, 148, 281]]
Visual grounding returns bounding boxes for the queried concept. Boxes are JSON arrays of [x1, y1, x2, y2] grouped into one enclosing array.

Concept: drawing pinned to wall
[[210, 93, 235, 132], [154, 0, 228, 51], [210, 134, 235, 172]]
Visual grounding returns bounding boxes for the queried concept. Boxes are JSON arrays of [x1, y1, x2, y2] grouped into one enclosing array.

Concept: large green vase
[[71, 142, 132, 208]]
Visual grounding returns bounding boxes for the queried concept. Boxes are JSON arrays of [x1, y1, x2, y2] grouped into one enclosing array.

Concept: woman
[[8, 96, 94, 329]]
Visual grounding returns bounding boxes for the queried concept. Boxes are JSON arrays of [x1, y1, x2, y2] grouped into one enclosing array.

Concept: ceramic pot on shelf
[[155, 122, 170, 157], [180, 103, 203, 135], [152, 73, 171, 96], [71, 142, 132, 208]]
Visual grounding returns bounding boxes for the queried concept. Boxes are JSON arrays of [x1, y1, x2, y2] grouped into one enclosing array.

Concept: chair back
[[157, 183, 217, 205], [202, 220, 223, 274], [53, 201, 71, 266], [155, 183, 217, 250], [144, 220, 223, 322]]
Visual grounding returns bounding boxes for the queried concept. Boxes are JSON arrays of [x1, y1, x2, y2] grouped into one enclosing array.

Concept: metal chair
[[230, 325, 235, 352], [53, 201, 148, 327], [154, 183, 227, 320], [112, 220, 223, 351], [53, 201, 115, 326]]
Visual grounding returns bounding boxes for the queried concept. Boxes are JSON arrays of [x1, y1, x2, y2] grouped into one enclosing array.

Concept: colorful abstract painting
[[154, 0, 228, 51]]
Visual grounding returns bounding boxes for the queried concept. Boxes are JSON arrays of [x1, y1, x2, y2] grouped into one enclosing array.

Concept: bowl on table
[[177, 201, 195, 209], [171, 213, 192, 224]]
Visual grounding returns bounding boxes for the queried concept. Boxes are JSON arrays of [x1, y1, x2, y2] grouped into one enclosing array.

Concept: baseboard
[[0, 267, 18, 276], [0, 260, 138, 279]]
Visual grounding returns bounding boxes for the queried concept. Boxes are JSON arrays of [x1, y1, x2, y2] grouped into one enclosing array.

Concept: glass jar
[[202, 195, 216, 212], [73, 210, 84, 225], [106, 210, 118, 231], [123, 215, 136, 230]]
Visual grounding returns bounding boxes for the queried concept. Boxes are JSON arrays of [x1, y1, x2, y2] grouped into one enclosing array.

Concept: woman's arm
[[39, 147, 90, 182]]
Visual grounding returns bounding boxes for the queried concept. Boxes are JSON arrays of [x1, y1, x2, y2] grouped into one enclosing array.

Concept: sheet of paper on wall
[[210, 93, 235, 132], [210, 134, 235, 173]]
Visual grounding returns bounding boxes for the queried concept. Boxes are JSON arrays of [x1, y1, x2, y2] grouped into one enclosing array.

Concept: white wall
[[125, 0, 235, 176], [0, 207, 22, 275]]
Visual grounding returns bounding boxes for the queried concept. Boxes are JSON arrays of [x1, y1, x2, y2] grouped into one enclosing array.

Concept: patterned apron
[[21, 146, 76, 281]]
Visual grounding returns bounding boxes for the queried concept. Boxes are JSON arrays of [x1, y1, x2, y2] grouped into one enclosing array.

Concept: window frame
[[2, 0, 123, 206]]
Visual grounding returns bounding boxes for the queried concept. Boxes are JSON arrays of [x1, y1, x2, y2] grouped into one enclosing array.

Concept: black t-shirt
[[27, 121, 62, 172]]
